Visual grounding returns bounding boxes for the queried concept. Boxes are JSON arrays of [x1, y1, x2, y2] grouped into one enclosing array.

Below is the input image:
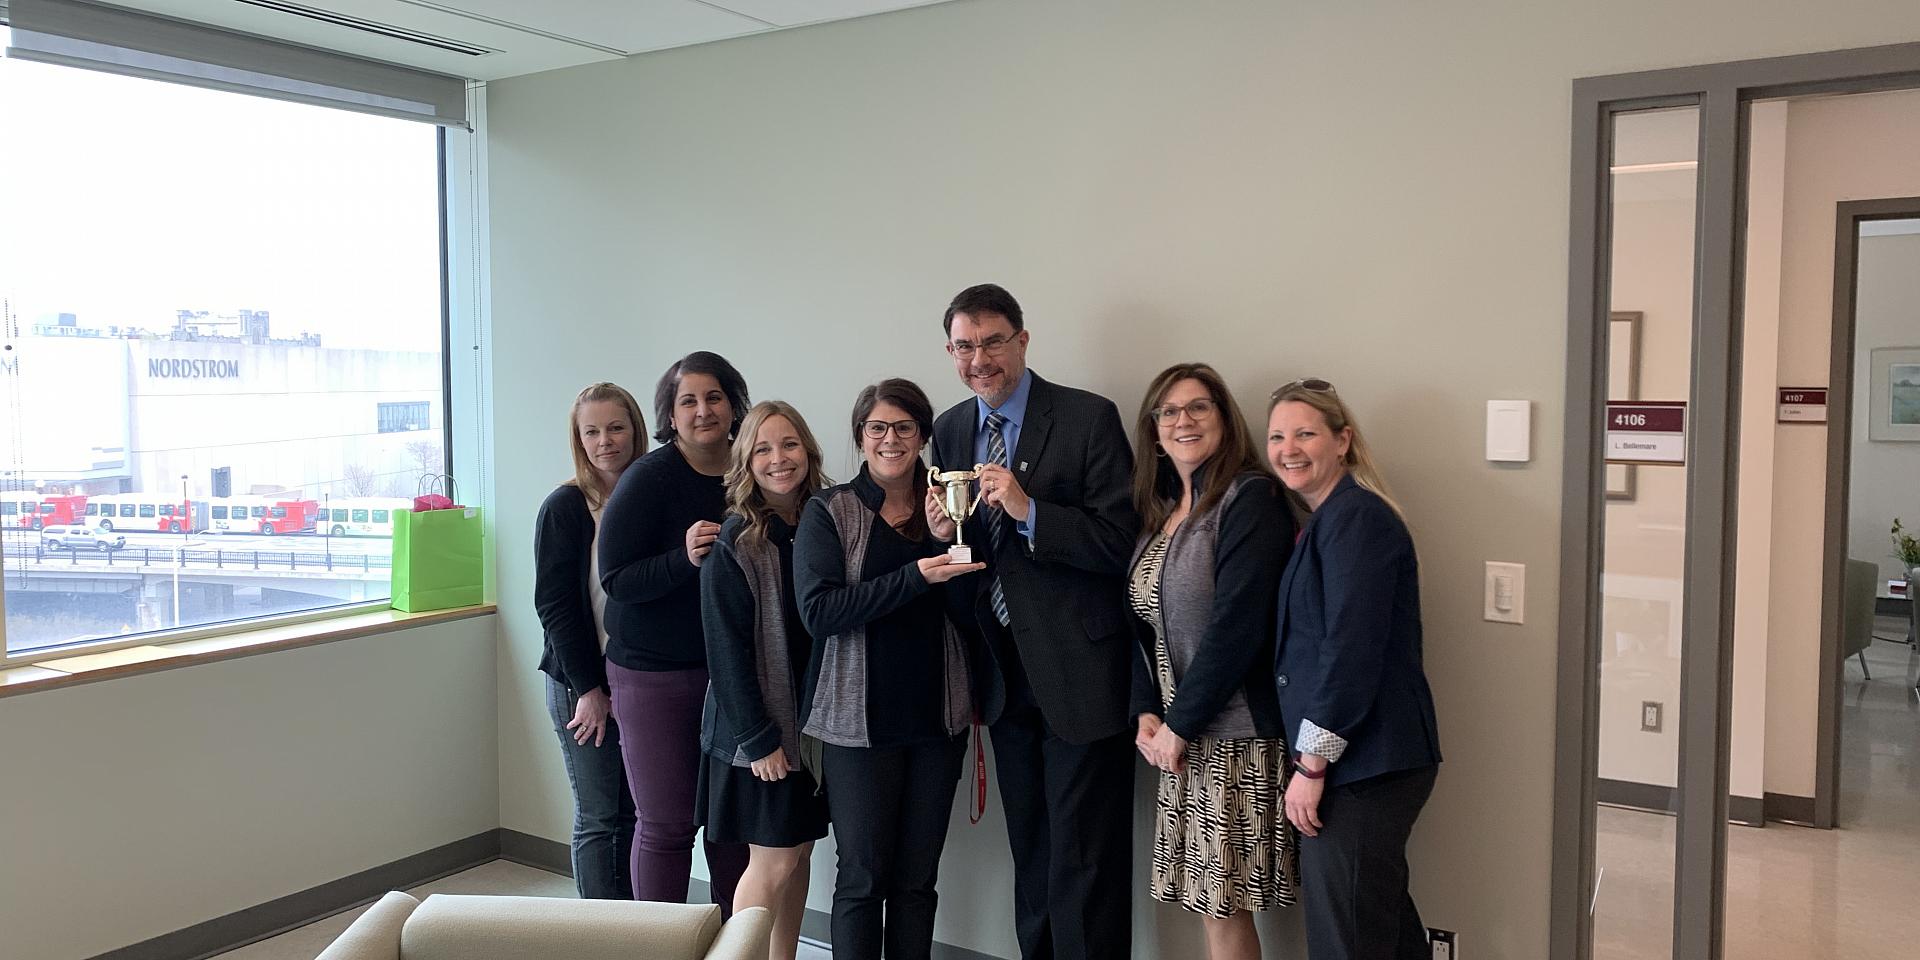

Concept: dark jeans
[[988, 650, 1133, 960], [544, 675, 635, 900], [1299, 764, 1439, 960], [822, 737, 967, 960], [605, 662, 749, 913]]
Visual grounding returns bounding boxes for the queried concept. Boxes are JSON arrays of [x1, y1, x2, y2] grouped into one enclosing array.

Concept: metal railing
[[2, 541, 391, 572]]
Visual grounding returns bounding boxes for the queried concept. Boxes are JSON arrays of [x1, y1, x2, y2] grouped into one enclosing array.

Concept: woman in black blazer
[[1127, 363, 1297, 960], [533, 381, 647, 899], [698, 400, 833, 960], [792, 378, 984, 960], [1267, 379, 1442, 960]]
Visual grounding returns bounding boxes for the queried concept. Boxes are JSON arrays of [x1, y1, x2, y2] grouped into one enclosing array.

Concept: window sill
[[0, 604, 496, 700]]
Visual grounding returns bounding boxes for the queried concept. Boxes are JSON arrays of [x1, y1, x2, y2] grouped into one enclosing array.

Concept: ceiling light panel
[[706, 0, 956, 29], [432, 0, 768, 54], [108, 0, 620, 79]]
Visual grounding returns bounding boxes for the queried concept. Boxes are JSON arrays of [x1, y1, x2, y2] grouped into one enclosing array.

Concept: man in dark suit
[[928, 283, 1138, 960]]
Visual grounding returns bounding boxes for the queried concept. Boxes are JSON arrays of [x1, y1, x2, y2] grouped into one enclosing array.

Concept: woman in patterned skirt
[[1127, 362, 1298, 959]]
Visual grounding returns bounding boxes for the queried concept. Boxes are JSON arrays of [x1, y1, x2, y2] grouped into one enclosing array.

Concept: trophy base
[[947, 544, 973, 564]]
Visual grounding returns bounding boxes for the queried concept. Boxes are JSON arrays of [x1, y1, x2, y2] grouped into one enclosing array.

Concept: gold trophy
[[927, 464, 984, 563]]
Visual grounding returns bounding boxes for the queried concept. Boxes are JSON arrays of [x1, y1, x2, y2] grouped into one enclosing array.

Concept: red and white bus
[[317, 497, 412, 537], [209, 496, 321, 535], [85, 494, 210, 534], [0, 493, 89, 530]]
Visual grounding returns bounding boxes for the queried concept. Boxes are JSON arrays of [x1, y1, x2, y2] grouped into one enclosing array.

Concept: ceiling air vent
[[228, 0, 494, 56]]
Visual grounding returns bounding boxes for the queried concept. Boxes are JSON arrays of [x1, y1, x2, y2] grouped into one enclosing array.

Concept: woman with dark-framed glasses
[[1267, 378, 1442, 960], [792, 378, 985, 960], [1126, 363, 1298, 960]]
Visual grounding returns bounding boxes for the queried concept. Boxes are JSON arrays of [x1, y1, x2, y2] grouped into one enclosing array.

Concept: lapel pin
[[1018, 461, 1028, 471]]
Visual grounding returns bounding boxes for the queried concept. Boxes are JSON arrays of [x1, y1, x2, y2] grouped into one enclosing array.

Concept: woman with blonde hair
[[1126, 363, 1297, 960], [698, 400, 832, 960], [1267, 378, 1441, 960], [533, 381, 647, 898]]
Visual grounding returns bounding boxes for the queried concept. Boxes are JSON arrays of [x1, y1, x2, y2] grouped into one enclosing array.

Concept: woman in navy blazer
[[1268, 379, 1441, 960]]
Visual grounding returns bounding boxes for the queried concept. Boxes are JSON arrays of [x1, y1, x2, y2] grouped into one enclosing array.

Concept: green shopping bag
[[391, 505, 484, 612]]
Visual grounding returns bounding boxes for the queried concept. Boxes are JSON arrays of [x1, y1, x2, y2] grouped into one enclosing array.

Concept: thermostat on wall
[[1486, 400, 1531, 462]]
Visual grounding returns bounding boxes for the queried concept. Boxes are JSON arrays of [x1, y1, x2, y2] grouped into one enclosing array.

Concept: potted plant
[[1894, 518, 1920, 595]]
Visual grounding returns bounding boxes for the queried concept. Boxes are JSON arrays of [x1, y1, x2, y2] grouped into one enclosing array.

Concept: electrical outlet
[[1641, 700, 1662, 733], [1429, 927, 1458, 959]]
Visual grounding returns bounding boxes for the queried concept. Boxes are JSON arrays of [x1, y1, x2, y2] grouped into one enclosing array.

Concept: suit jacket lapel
[[1011, 373, 1054, 485]]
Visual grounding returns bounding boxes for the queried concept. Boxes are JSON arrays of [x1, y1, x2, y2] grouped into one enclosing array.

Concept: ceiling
[[87, 0, 964, 80]]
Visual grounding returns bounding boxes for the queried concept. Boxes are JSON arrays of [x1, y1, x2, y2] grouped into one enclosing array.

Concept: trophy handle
[[928, 465, 940, 486]]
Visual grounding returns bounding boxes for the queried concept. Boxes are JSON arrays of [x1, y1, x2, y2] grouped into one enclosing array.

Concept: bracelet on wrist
[[1293, 757, 1328, 780]]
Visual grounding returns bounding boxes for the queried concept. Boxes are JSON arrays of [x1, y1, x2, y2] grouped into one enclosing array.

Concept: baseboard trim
[[1764, 792, 1817, 824], [1597, 780, 1767, 826], [88, 830, 503, 960], [92, 828, 1005, 960], [497, 827, 572, 875], [1727, 794, 1765, 826], [1597, 777, 1675, 814]]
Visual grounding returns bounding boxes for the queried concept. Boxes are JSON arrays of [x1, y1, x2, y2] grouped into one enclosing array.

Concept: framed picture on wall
[[1868, 346, 1920, 442], [1607, 311, 1642, 500]]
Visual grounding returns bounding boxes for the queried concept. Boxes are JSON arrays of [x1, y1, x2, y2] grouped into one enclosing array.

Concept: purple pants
[[605, 661, 748, 913]]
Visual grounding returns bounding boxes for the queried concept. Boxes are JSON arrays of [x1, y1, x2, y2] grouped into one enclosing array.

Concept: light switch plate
[[1484, 561, 1525, 624]]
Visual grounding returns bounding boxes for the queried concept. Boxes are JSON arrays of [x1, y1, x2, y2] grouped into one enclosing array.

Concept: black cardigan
[[533, 483, 606, 696], [793, 466, 974, 748], [700, 513, 809, 764], [598, 443, 727, 671], [1127, 471, 1292, 740]]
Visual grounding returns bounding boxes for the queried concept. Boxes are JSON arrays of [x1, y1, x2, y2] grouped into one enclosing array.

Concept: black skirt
[[697, 752, 829, 848]]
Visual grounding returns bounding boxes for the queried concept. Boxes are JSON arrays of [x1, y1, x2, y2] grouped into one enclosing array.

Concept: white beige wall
[[1764, 89, 1920, 799], [0, 620, 499, 960], [1849, 233, 1920, 589], [481, 2, 1920, 957]]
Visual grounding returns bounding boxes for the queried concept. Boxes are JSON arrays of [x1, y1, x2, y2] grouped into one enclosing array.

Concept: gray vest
[[1132, 473, 1263, 739]]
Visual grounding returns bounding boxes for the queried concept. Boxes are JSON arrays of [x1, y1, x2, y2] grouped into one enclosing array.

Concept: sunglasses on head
[[1271, 378, 1335, 400]]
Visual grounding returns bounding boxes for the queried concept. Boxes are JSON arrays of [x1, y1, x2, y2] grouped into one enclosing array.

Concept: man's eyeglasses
[[860, 419, 921, 440], [1271, 378, 1335, 400], [1150, 398, 1218, 425], [947, 334, 1017, 361]]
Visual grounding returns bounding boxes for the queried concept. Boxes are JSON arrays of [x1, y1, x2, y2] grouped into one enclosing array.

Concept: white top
[[588, 505, 610, 655]]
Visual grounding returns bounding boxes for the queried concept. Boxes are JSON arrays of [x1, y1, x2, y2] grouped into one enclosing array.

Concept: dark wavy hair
[[652, 351, 750, 444], [850, 378, 934, 540], [1131, 362, 1266, 536]]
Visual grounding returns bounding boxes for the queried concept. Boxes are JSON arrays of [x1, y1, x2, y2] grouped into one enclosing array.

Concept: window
[[377, 401, 433, 434], [1, 24, 453, 661]]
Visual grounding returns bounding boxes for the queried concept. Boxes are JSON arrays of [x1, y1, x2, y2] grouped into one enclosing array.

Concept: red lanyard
[[969, 717, 989, 825]]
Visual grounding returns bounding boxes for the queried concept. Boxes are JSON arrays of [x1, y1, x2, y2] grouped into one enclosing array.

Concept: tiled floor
[[1593, 626, 1920, 960], [214, 860, 830, 960]]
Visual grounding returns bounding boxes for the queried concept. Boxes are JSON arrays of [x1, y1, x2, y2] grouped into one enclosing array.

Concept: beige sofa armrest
[[314, 891, 420, 960], [702, 906, 773, 960], [401, 895, 723, 960]]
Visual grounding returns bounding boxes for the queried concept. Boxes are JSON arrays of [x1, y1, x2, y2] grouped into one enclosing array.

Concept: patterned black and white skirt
[[1148, 733, 1297, 918]]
